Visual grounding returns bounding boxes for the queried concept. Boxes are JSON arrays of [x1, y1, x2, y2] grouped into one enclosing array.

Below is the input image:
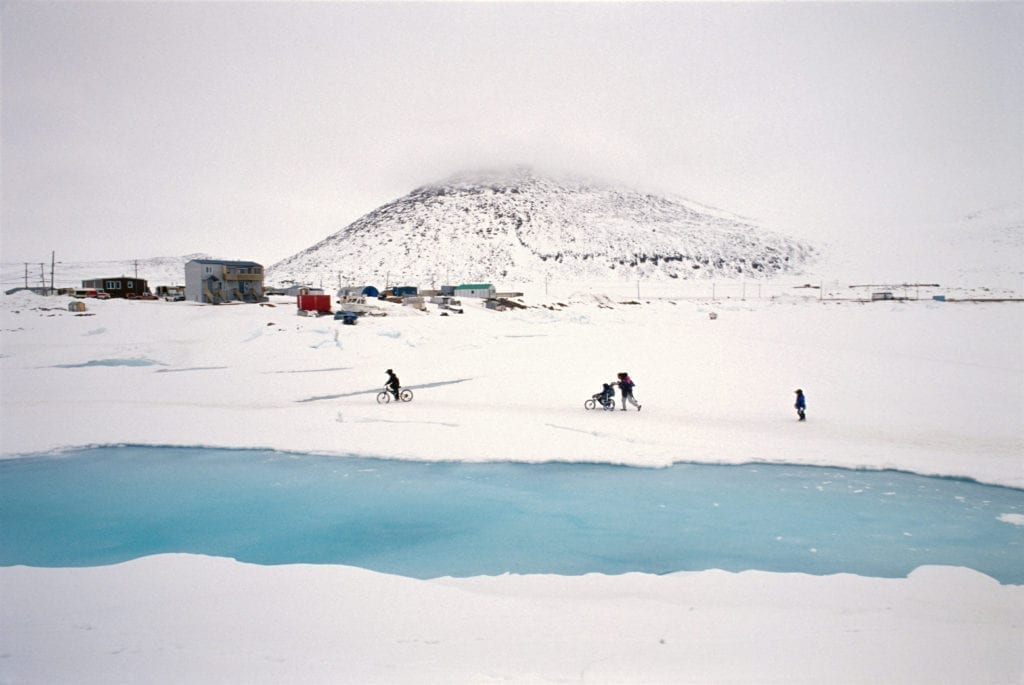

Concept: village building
[[281, 285, 324, 297], [337, 285, 380, 299], [454, 283, 496, 299], [81, 276, 149, 298], [184, 259, 265, 304]]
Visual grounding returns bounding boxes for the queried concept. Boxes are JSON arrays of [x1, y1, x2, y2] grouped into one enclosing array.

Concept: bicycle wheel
[[584, 399, 596, 410], [604, 399, 616, 411], [376, 391, 390, 404], [399, 389, 413, 402]]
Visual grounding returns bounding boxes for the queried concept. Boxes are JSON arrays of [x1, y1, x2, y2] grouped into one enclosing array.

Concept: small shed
[[871, 291, 894, 301], [392, 286, 418, 297], [284, 285, 324, 297], [298, 293, 332, 314]]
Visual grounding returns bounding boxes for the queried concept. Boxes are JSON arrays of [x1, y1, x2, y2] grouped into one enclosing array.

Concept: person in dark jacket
[[794, 388, 806, 421], [617, 372, 641, 411], [593, 382, 615, 408], [386, 369, 401, 401]]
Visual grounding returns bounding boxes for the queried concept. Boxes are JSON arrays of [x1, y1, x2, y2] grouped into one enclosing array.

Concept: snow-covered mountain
[[268, 168, 817, 287]]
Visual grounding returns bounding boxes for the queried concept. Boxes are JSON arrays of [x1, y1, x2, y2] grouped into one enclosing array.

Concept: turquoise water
[[1, 446, 1022, 582]]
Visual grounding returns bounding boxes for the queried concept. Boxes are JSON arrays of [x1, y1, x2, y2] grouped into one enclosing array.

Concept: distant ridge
[[0, 253, 213, 292], [269, 168, 816, 287]]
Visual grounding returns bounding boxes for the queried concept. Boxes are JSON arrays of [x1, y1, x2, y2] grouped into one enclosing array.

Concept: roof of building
[[83, 276, 149, 282], [187, 259, 263, 268], [455, 283, 493, 289]]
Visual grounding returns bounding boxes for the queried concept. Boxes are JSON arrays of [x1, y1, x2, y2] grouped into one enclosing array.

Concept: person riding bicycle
[[385, 369, 401, 401], [593, 382, 615, 407]]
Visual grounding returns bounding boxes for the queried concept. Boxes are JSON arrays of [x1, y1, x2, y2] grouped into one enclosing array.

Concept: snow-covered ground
[[1, 282, 1022, 683]]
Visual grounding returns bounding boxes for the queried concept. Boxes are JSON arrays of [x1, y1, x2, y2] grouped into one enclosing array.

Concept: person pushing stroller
[[617, 372, 641, 411]]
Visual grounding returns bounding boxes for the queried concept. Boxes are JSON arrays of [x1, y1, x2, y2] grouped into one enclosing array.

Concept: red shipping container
[[297, 294, 332, 313]]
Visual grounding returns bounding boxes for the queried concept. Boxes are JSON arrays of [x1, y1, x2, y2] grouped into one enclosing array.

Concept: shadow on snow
[[297, 377, 474, 403]]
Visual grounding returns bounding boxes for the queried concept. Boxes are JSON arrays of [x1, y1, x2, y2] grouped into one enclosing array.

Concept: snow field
[[1, 288, 1022, 683]]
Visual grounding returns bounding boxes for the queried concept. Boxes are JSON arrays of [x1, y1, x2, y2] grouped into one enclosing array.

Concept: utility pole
[[50, 252, 55, 291], [24, 263, 29, 288], [39, 263, 45, 288]]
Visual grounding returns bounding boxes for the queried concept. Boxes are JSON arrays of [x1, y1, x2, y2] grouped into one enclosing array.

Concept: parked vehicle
[[72, 288, 108, 299]]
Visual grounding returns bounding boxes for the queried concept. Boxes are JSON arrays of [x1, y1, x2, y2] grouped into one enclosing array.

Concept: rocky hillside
[[268, 168, 817, 287]]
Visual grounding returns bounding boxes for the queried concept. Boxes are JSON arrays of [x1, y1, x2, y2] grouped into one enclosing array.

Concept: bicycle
[[377, 386, 414, 404], [584, 393, 616, 411]]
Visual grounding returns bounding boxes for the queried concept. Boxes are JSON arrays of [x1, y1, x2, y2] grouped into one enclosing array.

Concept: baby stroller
[[584, 383, 616, 411]]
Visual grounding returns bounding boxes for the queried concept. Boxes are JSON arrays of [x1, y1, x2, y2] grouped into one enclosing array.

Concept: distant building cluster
[[5, 256, 525, 312]]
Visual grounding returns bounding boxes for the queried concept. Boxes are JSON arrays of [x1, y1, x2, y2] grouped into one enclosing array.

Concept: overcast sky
[[2, 1, 1022, 266]]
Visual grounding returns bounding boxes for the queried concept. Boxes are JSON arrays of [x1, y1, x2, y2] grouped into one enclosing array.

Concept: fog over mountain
[[268, 168, 818, 287]]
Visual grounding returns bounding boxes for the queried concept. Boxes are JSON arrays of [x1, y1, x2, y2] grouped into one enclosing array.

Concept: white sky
[[2, 1, 1022, 266]]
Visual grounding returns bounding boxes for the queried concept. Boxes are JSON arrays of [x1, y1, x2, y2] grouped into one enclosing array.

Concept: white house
[[185, 259, 265, 304]]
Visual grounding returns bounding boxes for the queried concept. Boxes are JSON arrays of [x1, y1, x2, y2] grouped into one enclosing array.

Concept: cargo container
[[297, 293, 332, 314]]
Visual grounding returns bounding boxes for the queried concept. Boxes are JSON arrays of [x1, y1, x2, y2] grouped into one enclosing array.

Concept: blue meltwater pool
[[1, 446, 1022, 582]]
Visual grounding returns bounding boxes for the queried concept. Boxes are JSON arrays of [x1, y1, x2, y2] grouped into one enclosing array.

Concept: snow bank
[[2, 555, 1022, 684]]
